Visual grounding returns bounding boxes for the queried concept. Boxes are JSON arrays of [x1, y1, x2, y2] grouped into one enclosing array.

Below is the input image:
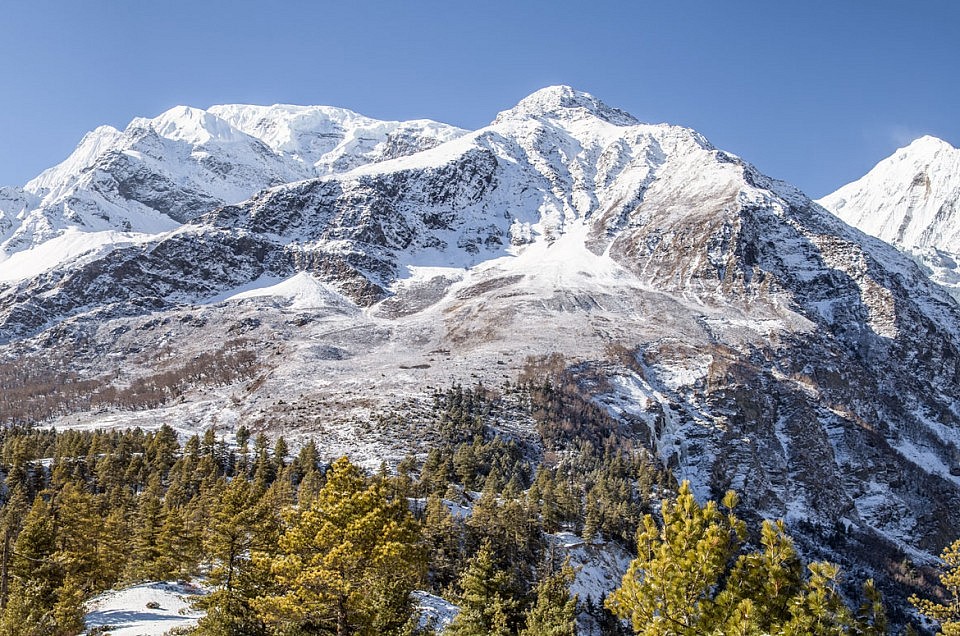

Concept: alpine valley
[[3, 86, 960, 631]]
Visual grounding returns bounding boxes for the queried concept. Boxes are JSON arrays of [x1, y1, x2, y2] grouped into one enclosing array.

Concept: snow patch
[[83, 581, 207, 636], [204, 272, 357, 311]]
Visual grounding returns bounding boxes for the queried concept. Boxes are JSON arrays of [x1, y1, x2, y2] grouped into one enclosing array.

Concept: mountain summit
[[0, 103, 464, 277], [493, 85, 640, 126]]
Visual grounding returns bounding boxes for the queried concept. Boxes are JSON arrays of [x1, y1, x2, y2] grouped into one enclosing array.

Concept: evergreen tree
[[911, 537, 960, 635], [0, 484, 30, 610], [606, 481, 745, 635], [1, 496, 83, 635], [856, 579, 888, 635], [126, 473, 169, 581], [254, 456, 424, 636], [421, 494, 462, 593], [297, 468, 325, 504], [521, 561, 578, 636], [192, 475, 275, 636], [778, 562, 856, 635], [445, 542, 519, 636], [710, 519, 805, 632], [606, 482, 882, 636], [272, 436, 289, 473], [466, 492, 543, 594], [52, 481, 110, 593]]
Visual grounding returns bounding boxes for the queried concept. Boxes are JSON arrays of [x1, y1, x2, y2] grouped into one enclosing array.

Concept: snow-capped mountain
[[818, 136, 960, 295], [0, 103, 464, 281], [4, 86, 960, 609]]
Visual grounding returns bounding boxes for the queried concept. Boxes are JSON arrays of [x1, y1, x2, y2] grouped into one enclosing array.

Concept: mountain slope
[[818, 136, 960, 295], [2, 87, 960, 611]]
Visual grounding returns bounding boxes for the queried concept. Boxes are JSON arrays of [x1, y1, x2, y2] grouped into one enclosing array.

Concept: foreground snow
[[83, 581, 207, 636]]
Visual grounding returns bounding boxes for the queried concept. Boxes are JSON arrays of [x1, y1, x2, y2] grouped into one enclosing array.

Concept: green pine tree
[[445, 542, 520, 636], [125, 473, 169, 581], [1, 496, 83, 636], [421, 494, 462, 594], [521, 561, 578, 636]]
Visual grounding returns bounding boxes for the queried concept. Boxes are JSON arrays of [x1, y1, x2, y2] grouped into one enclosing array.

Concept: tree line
[[0, 379, 956, 634]]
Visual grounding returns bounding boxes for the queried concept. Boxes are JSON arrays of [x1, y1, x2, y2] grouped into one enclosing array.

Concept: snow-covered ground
[[83, 584, 462, 635], [412, 590, 459, 633], [83, 581, 207, 636]]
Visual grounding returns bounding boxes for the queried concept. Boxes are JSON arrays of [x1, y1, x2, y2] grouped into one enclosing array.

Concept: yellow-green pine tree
[[911, 537, 960, 635], [605, 481, 745, 635], [254, 456, 424, 636]]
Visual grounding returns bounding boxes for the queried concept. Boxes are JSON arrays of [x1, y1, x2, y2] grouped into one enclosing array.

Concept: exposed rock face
[[3, 86, 960, 609]]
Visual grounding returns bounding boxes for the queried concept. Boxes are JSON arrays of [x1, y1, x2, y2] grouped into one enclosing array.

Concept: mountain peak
[[493, 85, 639, 126], [903, 134, 956, 155], [140, 105, 248, 145]]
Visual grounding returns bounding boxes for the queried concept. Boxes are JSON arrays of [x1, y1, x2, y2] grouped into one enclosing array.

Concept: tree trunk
[[0, 529, 9, 609], [337, 595, 349, 636]]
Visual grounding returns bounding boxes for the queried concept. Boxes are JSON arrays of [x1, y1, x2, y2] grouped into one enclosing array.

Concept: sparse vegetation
[[0, 339, 259, 425]]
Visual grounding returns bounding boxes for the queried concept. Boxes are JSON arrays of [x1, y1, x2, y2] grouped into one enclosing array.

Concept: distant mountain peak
[[493, 85, 640, 126], [818, 134, 960, 297]]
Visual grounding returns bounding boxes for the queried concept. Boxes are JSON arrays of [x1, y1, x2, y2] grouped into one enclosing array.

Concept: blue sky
[[1, 1, 957, 197]]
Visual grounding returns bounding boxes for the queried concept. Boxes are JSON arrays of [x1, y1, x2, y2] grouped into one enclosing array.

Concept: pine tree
[[254, 456, 424, 636], [0, 484, 30, 610], [446, 542, 519, 636], [204, 477, 262, 592], [521, 561, 578, 636], [605, 481, 745, 635], [1, 496, 83, 635], [98, 506, 130, 587], [779, 562, 856, 635], [710, 519, 805, 632], [911, 538, 960, 635], [606, 482, 883, 636], [466, 491, 543, 593], [126, 473, 168, 581], [272, 437, 289, 473], [192, 475, 275, 636], [421, 494, 462, 593], [296, 467, 325, 504], [52, 481, 108, 593], [855, 579, 888, 636], [155, 505, 197, 579]]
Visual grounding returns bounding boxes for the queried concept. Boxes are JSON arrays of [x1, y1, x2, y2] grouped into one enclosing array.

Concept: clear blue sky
[[1, 1, 957, 198]]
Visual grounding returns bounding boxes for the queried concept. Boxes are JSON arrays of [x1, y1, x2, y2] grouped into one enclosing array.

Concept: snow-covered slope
[[818, 136, 960, 295], [209, 103, 465, 175], [4, 87, 960, 610]]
